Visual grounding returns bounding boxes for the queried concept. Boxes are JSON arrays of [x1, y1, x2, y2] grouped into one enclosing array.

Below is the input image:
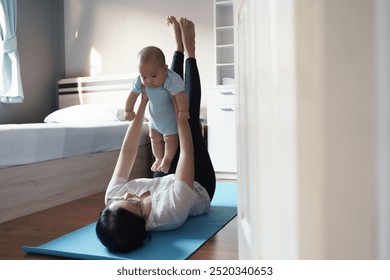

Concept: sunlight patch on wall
[[90, 47, 102, 76]]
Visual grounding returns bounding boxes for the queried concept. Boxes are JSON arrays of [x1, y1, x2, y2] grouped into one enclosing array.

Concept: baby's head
[[137, 46, 168, 88]]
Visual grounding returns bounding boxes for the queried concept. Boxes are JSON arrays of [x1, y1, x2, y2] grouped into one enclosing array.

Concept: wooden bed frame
[[58, 74, 136, 109], [0, 74, 153, 223]]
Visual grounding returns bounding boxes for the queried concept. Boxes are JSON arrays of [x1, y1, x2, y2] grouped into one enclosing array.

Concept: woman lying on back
[[95, 17, 215, 252]]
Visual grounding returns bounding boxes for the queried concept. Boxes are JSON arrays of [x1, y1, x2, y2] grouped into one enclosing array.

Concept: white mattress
[[0, 122, 150, 168]]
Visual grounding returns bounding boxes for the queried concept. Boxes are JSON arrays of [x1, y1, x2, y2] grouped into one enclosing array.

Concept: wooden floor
[[0, 190, 238, 260]]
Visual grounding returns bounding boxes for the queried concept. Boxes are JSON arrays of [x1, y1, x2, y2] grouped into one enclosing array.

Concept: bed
[[0, 74, 153, 223]]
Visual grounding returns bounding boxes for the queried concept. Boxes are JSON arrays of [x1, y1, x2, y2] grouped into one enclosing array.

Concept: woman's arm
[[174, 91, 190, 120], [173, 99, 194, 188], [112, 93, 148, 179]]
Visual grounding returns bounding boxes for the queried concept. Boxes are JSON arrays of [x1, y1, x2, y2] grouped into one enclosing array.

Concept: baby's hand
[[124, 110, 136, 121], [178, 110, 190, 121]]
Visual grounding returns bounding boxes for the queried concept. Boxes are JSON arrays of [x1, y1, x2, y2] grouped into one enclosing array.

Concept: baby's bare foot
[[166, 15, 184, 53], [158, 158, 172, 174], [179, 17, 196, 58], [151, 158, 162, 172]]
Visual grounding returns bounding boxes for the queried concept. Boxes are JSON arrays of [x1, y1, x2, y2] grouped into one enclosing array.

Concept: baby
[[125, 46, 189, 173]]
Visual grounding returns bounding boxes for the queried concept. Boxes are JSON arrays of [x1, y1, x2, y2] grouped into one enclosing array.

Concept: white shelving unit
[[215, 0, 235, 86], [207, 0, 237, 179]]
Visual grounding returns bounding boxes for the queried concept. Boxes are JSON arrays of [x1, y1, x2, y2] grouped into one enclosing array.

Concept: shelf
[[216, 1, 233, 27], [215, 0, 234, 86], [217, 46, 234, 64], [216, 26, 234, 30], [216, 0, 233, 3], [216, 44, 234, 48], [208, 0, 237, 175], [217, 63, 234, 67], [216, 65, 234, 85], [216, 28, 234, 45]]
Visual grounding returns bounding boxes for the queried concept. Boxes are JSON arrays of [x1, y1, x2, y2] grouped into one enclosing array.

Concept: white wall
[[237, 0, 390, 259], [297, 0, 377, 259], [63, 0, 214, 109], [0, 0, 64, 124], [374, 0, 390, 260]]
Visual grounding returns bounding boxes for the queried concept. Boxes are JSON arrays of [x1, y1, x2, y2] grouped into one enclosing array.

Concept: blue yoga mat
[[23, 181, 237, 260]]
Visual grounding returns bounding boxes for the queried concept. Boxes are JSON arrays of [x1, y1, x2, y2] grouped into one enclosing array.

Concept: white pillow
[[44, 104, 120, 123]]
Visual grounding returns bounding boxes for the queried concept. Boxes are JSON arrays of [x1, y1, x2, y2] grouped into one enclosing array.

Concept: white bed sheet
[[0, 121, 150, 168]]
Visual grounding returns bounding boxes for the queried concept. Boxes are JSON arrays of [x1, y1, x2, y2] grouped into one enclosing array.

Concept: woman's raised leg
[[156, 17, 216, 200], [180, 17, 216, 200], [167, 15, 184, 79]]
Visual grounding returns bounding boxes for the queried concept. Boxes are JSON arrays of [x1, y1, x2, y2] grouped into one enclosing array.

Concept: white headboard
[[58, 74, 138, 109]]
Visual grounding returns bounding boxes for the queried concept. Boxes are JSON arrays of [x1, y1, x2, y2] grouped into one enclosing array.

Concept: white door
[[236, 0, 299, 259], [235, 0, 263, 259]]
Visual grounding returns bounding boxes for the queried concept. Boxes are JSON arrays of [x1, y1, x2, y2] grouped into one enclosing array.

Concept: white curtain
[[0, 0, 23, 103]]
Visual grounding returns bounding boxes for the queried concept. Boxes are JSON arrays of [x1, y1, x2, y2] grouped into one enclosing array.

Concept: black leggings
[[153, 51, 216, 200]]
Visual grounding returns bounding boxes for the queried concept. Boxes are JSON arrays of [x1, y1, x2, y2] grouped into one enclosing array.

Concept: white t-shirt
[[105, 174, 211, 231]]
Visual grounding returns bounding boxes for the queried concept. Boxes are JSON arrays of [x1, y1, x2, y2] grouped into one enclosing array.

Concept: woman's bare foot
[[166, 15, 184, 53], [178, 17, 196, 58]]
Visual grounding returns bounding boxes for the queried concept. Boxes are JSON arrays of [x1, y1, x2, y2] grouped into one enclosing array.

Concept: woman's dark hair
[[96, 207, 148, 253]]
